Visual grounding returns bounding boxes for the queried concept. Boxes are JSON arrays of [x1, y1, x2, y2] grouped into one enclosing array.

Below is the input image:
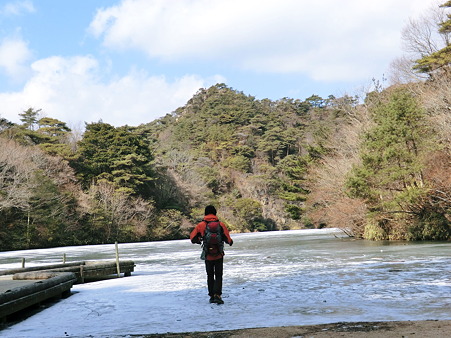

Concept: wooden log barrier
[[12, 271, 71, 280], [1, 260, 135, 284], [82, 260, 135, 281], [0, 259, 135, 321], [0, 262, 85, 276], [0, 272, 77, 319]]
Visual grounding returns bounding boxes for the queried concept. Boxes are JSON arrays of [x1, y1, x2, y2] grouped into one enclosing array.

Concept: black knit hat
[[204, 205, 217, 215]]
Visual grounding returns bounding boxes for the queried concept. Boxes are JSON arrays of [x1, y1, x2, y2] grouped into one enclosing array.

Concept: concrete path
[[0, 276, 38, 293]]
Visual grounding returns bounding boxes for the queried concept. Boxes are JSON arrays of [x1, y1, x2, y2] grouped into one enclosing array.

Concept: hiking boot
[[214, 294, 224, 304], [209, 296, 215, 303]]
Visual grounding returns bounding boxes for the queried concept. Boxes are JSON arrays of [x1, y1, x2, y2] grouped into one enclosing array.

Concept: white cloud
[[0, 0, 440, 128], [89, 0, 439, 82], [0, 0, 35, 16], [0, 36, 32, 80], [0, 55, 223, 126]]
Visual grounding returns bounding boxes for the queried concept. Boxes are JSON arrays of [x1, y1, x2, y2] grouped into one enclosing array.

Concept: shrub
[[363, 221, 388, 240], [408, 212, 451, 240], [285, 204, 303, 220], [222, 155, 251, 173]]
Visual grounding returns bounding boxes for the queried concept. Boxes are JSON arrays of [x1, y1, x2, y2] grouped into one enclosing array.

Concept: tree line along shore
[[1, 3, 450, 251]]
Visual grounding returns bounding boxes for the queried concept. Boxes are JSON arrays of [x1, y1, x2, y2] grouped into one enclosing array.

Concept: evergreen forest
[[0, 3, 450, 250]]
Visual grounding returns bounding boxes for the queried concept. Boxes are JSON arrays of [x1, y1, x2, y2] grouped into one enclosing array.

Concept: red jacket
[[190, 214, 233, 260]]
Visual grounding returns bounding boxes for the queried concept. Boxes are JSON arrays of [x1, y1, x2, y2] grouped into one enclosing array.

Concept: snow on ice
[[1, 229, 450, 337]]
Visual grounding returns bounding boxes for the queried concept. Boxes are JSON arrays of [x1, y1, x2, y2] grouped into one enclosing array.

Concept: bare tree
[[411, 71, 451, 146], [89, 180, 154, 242], [65, 122, 84, 152], [305, 102, 371, 236], [389, 3, 451, 84], [0, 138, 37, 212]]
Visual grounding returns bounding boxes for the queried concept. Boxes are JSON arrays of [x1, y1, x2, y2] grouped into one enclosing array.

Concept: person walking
[[190, 205, 233, 304]]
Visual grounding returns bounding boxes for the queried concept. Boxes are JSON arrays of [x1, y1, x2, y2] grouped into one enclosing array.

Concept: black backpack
[[201, 220, 224, 260]]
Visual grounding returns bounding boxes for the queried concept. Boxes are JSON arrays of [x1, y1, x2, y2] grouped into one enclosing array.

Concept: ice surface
[[1, 228, 450, 337]]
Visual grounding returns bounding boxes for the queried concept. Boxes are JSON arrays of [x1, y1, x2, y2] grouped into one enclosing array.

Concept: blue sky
[[0, 0, 440, 127]]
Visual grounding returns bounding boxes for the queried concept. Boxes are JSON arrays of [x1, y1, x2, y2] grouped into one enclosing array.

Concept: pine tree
[[346, 88, 431, 238], [19, 108, 41, 130], [74, 122, 154, 196]]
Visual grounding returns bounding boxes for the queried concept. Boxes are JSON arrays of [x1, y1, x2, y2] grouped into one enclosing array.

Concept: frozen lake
[[1, 228, 450, 337]]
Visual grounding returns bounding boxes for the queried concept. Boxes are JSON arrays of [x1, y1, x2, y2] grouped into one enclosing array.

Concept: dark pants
[[205, 258, 223, 296]]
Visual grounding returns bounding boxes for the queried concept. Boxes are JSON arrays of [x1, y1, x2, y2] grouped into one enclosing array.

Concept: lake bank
[[141, 320, 451, 337]]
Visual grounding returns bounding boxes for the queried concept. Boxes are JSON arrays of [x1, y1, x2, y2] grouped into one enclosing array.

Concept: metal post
[[115, 241, 120, 278]]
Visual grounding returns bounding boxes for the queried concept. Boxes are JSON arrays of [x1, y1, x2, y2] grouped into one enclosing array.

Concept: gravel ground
[[137, 320, 451, 337]]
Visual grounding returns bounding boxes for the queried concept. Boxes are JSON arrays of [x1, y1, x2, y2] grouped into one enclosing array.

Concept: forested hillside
[[144, 85, 357, 230], [1, 4, 450, 250]]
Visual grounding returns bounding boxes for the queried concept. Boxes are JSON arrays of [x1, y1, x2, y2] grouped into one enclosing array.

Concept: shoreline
[[139, 320, 451, 337]]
